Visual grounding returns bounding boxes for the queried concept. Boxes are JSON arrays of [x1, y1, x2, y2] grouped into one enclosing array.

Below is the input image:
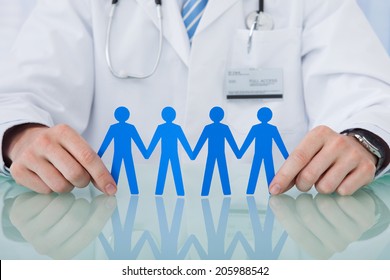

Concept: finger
[[273, 180, 295, 194], [295, 147, 338, 192], [10, 164, 53, 194], [44, 144, 91, 188], [55, 125, 117, 195], [314, 160, 356, 194], [270, 126, 330, 195], [26, 158, 74, 193], [335, 161, 376, 196]]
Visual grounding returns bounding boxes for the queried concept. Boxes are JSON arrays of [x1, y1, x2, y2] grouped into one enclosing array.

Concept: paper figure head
[[257, 107, 273, 123], [161, 107, 176, 123], [209, 106, 224, 123], [115, 106, 130, 122]]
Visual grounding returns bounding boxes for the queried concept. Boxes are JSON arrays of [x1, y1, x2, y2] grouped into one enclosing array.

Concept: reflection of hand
[[9, 192, 116, 259], [270, 126, 376, 195], [270, 190, 376, 259]]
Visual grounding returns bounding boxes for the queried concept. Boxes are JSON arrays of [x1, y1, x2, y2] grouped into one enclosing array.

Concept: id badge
[[225, 68, 284, 99]]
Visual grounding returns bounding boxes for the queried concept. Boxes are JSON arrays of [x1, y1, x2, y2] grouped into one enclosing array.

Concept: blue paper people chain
[[98, 106, 289, 196]]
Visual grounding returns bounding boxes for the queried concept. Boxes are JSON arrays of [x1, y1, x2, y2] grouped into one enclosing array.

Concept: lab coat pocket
[[227, 27, 301, 69]]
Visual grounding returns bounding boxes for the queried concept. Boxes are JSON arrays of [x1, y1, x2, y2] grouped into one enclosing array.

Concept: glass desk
[[1, 164, 389, 260]]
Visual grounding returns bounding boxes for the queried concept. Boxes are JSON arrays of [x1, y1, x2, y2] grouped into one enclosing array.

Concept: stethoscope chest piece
[[246, 11, 274, 31]]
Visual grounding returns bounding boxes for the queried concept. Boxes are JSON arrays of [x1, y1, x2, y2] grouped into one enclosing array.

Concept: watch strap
[[342, 128, 390, 175]]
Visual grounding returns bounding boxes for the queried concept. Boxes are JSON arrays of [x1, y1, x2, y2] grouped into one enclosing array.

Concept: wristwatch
[[342, 128, 390, 175]]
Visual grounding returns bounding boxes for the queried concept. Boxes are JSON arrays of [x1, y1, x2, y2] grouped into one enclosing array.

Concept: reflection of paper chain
[[98, 106, 289, 196], [99, 196, 288, 260]]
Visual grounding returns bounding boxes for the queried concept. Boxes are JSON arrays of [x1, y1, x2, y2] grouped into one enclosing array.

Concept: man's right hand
[[2, 124, 117, 195]]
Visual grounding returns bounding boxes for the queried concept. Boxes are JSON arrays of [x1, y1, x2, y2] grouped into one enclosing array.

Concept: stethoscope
[[106, 0, 163, 79], [105, 0, 273, 79]]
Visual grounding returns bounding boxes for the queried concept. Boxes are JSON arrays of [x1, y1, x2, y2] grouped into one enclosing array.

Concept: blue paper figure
[[240, 107, 289, 195], [146, 107, 192, 196], [192, 107, 241, 196], [98, 107, 147, 195]]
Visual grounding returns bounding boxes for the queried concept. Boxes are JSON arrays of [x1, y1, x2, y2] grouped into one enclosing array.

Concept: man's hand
[[3, 124, 117, 195], [270, 126, 377, 196]]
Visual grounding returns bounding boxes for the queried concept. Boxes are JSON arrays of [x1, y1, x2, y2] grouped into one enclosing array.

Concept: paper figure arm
[[145, 127, 161, 159], [177, 128, 194, 159], [97, 127, 114, 157], [239, 127, 255, 158], [273, 128, 289, 159], [131, 127, 148, 158], [225, 127, 241, 158], [192, 128, 208, 160]]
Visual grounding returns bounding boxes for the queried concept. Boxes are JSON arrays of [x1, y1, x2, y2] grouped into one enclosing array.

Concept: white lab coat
[[0, 0, 37, 61], [1, 0, 390, 173]]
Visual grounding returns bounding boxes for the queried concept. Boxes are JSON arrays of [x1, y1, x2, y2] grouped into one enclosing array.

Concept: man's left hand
[[269, 125, 377, 196]]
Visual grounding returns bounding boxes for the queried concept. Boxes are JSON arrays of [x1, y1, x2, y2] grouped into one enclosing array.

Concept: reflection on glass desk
[[1, 167, 390, 260]]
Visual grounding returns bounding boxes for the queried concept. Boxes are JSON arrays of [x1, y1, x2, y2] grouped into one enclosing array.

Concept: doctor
[[1, 0, 390, 196]]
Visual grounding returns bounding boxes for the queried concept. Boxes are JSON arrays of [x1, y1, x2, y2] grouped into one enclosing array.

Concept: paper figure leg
[[155, 157, 169, 195], [110, 154, 122, 184], [201, 157, 216, 196], [264, 155, 275, 187], [123, 155, 139, 195], [171, 157, 185, 196], [217, 157, 231, 195], [246, 157, 262, 195]]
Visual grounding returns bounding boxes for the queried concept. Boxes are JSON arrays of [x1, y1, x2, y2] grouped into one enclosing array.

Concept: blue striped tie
[[182, 0, 208, 41]]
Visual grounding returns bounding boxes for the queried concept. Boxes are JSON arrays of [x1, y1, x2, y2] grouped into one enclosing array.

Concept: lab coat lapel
[[135, 0, 190, 66], [195, 0, 241, 35]]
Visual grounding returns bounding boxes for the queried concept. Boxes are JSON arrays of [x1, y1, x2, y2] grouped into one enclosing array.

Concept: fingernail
[[270, 184, 281, 195], [105, 184, 117, 196]]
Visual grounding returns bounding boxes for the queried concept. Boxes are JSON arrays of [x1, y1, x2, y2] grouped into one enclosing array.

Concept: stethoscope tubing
[[106, 0, 164, 79]]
